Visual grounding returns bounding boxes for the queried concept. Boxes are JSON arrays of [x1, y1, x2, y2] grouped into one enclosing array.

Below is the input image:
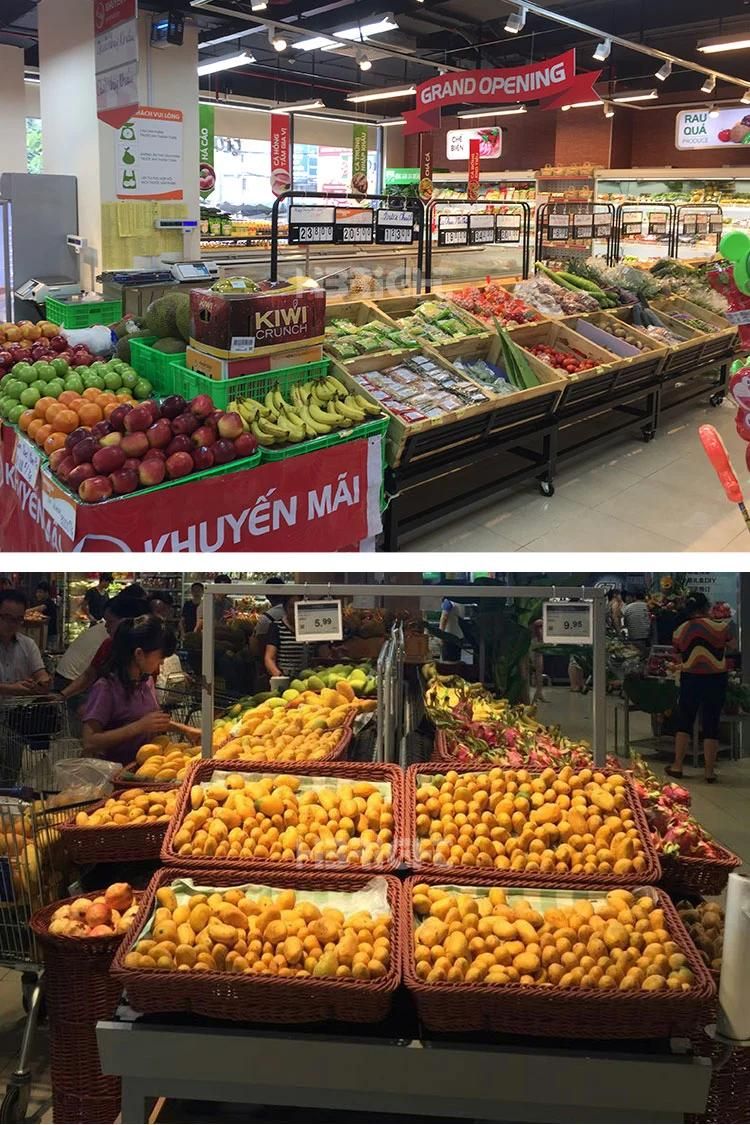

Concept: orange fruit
[[78, 402, 103, 427], [18, 409, 35, 433], [82, 387, 102, 402], [103, 402, 119, 419], [27, 417, 44, 441], [34, 423, 53, 447], [58, 390, 80, 407], [52, 409, 79, 434], [116, 392, 132, 401], [34, 396, 57, 420], [45, 402, 64, 424], [43, 431, 67, 455]]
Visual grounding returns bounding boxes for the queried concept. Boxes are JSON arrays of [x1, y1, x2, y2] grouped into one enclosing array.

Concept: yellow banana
[[251, 420, 276, 446], [327, 375, 349, 397], [335, 397, 366, 422], [300, 406, 331, 435], [354, 394, 382, 416], [308, 401, 341, 427]]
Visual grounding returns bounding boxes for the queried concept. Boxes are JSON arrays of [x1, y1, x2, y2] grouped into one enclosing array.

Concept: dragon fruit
[[660, 782, 691, 808], [661, 820, 707, 856]]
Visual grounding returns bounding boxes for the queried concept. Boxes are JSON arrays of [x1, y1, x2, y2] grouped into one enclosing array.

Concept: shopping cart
[[0, 697, 81, 793], [0, 787, 93, 1123]]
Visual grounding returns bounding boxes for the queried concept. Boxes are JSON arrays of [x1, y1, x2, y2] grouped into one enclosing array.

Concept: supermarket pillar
[[0, 45, 28, 174]]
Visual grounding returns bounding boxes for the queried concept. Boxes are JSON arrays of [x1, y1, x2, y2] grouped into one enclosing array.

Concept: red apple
[[30, 343, 48, 361], [171, 411, 199, 436], [109, 468, 140, 495], [91, 419, 114, 439], [165, 451, 194, 480], [54, 454, 76, 483], [142, 400, 161, 425], [146, 418, 172, 448], [209, 409, 224, 426], [190, 394, 215, 419], [49, 335, 68, 353], [49, 448, 71, 473], [166, 434, 193, 457], [109, 403, 133, 432], [217, 411, 244, 440], [234, 432, 258, 458], [120, 431, 150, 458], [72, 436, 99, 466], [212, 439, 236, 465], [65, 427, 89, 451], [79, 475, 113, 503], [191, 423, 217, 447], [68, 462, 96, 490], [160, 394, 187, 420], [139, 458, 166, 486], [191, 445, 215, 471], [123, 405, 152, 433], [143, 448, 166, 462], [92, 445, 126, 475], [122, 457, 141, 472], [99, 431, 122, 448]]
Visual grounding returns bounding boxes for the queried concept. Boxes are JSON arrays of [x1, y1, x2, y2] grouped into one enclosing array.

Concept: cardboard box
[[186, 344, 324, 381], [190, 285, 326, 359]]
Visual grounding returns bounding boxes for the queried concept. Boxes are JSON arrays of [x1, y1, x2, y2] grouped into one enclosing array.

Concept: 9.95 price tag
[[294, 599, 343, 642], [543, 602, 593, 644]]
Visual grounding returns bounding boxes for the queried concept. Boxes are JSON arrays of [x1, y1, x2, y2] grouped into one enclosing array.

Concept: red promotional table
[[0, 425, 382, 553]]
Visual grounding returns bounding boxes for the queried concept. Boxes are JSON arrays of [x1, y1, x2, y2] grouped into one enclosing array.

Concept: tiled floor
[[406, 395, 750, 552], [0, 693, 746, 1122]]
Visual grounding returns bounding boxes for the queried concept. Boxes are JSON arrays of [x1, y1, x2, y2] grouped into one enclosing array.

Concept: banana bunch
[[230, 376, 380, 448]]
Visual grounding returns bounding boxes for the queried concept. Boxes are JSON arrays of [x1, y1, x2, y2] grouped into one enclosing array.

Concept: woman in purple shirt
[[82, 615, 197, 766]]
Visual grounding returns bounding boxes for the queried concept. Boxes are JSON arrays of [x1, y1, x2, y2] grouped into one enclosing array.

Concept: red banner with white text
[[270, 114, 292, 198], [403, 51, 600, 134], [0, 426, 382, 553], [467, 138, 480, 203]]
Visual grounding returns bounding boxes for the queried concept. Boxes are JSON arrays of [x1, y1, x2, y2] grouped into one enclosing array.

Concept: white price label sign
[[14, 436, 41, 488], [726, 309, 750, 326], [543, 602, 593, 644], [294, 600, 343, 643], [41, 469, 77, 542]]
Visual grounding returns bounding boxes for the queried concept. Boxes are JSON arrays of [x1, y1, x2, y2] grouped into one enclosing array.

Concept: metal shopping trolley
[[0, 697, 81, 792], [0, 787, 93, 1123]]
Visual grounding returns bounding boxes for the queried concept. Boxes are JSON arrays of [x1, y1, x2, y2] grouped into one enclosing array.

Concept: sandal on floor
[[665, 766, 684, 779], [705, 775, 718, 784]]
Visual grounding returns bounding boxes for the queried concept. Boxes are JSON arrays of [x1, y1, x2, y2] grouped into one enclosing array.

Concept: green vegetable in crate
[[496, 326, 540, 391], [230, 375, 380, 448]]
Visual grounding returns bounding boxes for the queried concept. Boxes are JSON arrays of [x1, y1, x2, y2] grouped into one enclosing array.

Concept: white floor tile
[[523, 509, 684, 552], [600, 478, 739, 549], [479, 494, 590, 547]]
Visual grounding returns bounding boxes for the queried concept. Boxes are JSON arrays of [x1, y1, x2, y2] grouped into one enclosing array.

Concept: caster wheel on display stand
[[0, 1076, 29, 1124], [538, 479, 555, 497], [710, 392, 725, 407], [641, 426, 656, 443]]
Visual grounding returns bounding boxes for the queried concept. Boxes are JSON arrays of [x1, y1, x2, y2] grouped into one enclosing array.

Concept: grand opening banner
[[403, 51, 600, 134]]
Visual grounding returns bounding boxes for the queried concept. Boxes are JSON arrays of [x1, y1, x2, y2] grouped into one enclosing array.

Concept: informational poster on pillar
[[94, 0, 139, 128], [115, 107, 184, 201], [270, 114, 292, 198]]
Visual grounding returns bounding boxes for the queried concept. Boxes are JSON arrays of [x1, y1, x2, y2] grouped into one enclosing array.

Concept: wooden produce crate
[[370, 294, 493, 361], [508, 321, 623, 418], [324, 300, 415, 366], [650, 296, 739, 364], [561, 312, 667, 394], [609, 307, 711, 378]]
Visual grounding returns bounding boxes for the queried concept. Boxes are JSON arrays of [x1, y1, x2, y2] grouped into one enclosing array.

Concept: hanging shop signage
[[648, 211, 669, 236], [572, 212, 594, 237], [384, 168, 419, 185], [95, 0, 139, 129], [199, 103, 216, 199], [676, 108, 750, 150], [294, 600, 344, 643], [622, 211, 643, 236], [593, 214, 613, 238], [446, 127, 502, 162], [418, 134, 434, 202], [710, 214, 724, 234], [115, 107, 184, 201], [437, 214, 469, 247], [467, 137, 481, 202], [334, 207, 374, 244], [375, 209, 415, 245], [496, 213, 522, 243], [271, 114, 292, 198], [403, 50, 600, 134], [543, 601, 593, 645], [288, 206, 335, 244], [469, 214, 495, 245], [351, 124, 369, 197], [546, 212, 571, 241]]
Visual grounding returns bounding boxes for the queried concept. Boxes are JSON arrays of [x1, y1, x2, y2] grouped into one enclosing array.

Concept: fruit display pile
[[212, 688, 358, 763], [1, 353, 150, 433], [325, 318, 420, 360], [450, 283, 540, 328], [632, 765, 733, 862], [394, 300, 486, 347], [414, 766, 650, 878], [47, 883, 139, 938], [0, 319, 81, 379], [410, 884, 697, 991], [676, 901, 723, 975], [229, 374, 381, 449], [588, 317, 652, 352], [123, 883, 393, 979], [526, 343, 599, 375], [114, 291, 191, 363], [171, 772, 394, 867], [72, 788, 177, 827], [125, 739, 201, 784], [48, 392, 258, 503]]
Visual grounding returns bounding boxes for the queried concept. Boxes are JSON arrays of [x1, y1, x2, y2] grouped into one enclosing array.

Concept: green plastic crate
[[169, 357, 330, 411], [45, 296, 123, 330], [129, 336, 187, 396]]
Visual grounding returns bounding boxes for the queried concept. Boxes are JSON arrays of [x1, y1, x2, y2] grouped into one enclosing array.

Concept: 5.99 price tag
[[543, 602, 593, 644], [294, 599, 343, 642]]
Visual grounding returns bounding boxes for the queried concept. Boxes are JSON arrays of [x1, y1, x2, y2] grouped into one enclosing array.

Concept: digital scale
[[14, 276, 80, 308], [170, 260, 218, 283]]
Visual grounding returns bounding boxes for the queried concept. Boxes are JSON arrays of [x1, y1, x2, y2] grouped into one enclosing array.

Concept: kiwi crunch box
[[190, 283, 326, 359]]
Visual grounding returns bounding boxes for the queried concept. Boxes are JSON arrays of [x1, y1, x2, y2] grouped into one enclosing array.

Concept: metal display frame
[[674, 203, 724, 261], [614, 203, 677, 261], [269, 190, 426, 288], [423, 197, 532, 290], [535, 202, 616, 266]]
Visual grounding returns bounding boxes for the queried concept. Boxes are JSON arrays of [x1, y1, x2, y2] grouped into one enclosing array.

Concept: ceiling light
[[697, 34, 750, 55], [251, 0, 267, 9], [457, 106, 527, 118], [611, 89, 658, 103], [603, 101, 614, 118], [743, 89, 750, 105], [708, 104, 720, 118], [275, 99, 325, 113], [701, 74, 717, 94], [655, 60, 672, 81], [347, 85, 416, 103], [504, 6, 527, 34], [379, 118, 406, 126], [295, 17, 398, 51], [561, 100, 603, 110], [357, 49, 372, 71], [197, 50, 254, 76], [593, 39, 611, 62], [269, 30, 287, 52]]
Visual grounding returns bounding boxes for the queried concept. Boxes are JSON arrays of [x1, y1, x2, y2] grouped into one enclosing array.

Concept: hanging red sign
[[403, 51, 600, 134], [270, 114, 292, 197], [467, 138, 480, 202], [418, 132, 434, 202]]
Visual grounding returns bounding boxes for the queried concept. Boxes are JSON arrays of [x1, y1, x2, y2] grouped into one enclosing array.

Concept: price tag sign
[[334, 207, 374, 244], [41, 468, 77, 542], [710, 217, 723, 234], [294, 600, 343, 643], [376, 209, 415, 245], [13, 435, 41, 488], [288, 205, 336, 244], [437, 215, 469, 247], [543, 601, 593, 645], [594, 219, 612, 238]]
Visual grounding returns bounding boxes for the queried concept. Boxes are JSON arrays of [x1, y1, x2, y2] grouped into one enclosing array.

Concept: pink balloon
[[699, 424, 743, 504]]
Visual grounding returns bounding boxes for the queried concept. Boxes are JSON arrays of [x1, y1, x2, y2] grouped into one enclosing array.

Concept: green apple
[[19, 387, 40, 408], [11, 362, 33, 380], [103, 371, 122, 391], [46, 379, 64, 398], [31, 380, 47, 394], [8, 403, 25, 424], [85, 373, 105, 390], [75, 365, 90, 376], [133, 378, 152, 400], [50, 357, 69, 376], [33, 361, 56, 381], [18, 366, 38, 384], [119, 370, 137, 389], [3, 380, 23, 400], [64, 374, 84, 393]]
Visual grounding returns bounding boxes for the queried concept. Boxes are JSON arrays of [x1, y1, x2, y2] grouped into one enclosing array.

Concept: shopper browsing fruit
[[81, 615, 199, 766], [58, 590, 148, 704], [180, 582, 204, 637], [0, 589, 51, 696], [264, 595, 310, 680], [666, 592, 734, 785]]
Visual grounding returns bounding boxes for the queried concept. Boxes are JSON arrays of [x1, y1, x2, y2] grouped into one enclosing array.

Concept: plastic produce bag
[[47, 757, 122, 806]]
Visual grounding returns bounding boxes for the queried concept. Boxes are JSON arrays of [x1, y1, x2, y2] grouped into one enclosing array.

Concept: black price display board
[[681, 217, 698, 235], [622, 210, 643, 236], [288, 205, 335, 244], [546, 213, 571, 242], [437, 214, 469, 247], [496, 214, 522, 243], [334, 207, 374, 244], [709, 215, 724, 234], [375, 208, 415, 245], [572, 213, 594, 238], [469, 214, 495, 245], [648, 211, 669, 236], [594, 215, 613, 238]]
